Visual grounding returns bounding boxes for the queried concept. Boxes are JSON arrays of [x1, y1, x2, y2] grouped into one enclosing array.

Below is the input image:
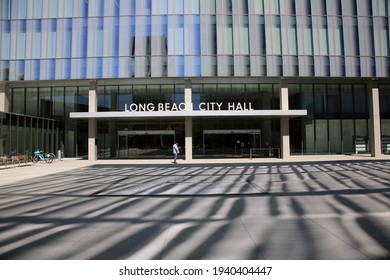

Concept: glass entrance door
[[202, 129, 261, 157], [118, 130, 175, 158]]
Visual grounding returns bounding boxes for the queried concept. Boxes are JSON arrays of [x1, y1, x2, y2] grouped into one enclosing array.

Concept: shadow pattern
[[0, 160, 389, 260]]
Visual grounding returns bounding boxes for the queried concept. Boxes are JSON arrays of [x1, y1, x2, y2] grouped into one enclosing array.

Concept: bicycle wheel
[[49, 153, 56, 161], [32, 155, 39, 163], [46, 156, 53, 163]]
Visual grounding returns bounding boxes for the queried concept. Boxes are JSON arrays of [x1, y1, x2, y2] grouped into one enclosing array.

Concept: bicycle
[[32, 149, 55, 164]]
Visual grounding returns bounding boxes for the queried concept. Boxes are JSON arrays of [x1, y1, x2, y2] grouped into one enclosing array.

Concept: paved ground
[[0, 156, 389, 260]]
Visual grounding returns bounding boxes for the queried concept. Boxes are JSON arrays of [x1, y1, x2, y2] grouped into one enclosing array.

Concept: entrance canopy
[[70, 109, 307, 119]]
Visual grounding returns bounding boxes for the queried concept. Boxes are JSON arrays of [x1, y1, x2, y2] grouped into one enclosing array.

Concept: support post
[[184, 78, 193, 161], [368, 80, 382, 158], [88, 80, 98, 161], [280, 78, 290, 159], [0, 82, 9, 112]]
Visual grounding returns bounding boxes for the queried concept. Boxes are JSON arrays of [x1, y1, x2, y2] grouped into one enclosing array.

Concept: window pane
[[26, 88, 38, 115]]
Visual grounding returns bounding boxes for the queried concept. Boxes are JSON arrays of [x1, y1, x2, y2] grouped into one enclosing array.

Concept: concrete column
[[184, 78, 193, 161], [280, 79, 290, 159], [0, 83, 9, 112], [88, 80, 98, 161], [109, 89, 118, 158], [368, 81, 382, 157]]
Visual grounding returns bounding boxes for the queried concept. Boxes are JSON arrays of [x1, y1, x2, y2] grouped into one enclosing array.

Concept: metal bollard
[[58, 150, 62, 161]]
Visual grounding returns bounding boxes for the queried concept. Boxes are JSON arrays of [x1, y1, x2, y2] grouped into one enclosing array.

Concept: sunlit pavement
[[0, 156, 389, 260]]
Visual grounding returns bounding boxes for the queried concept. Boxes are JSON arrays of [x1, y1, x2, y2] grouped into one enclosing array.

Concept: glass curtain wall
[[2, 0, 390, 82], [10, 86, 87, 157], [289, 83, 369, 155], [0, 111, 57, 158]]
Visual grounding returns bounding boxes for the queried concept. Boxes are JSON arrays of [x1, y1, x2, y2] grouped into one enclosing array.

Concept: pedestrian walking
[[172, 141, 179, 163]]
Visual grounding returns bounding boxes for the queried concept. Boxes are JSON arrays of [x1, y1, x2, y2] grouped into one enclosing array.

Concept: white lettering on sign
[[125, 102, 253, 112]]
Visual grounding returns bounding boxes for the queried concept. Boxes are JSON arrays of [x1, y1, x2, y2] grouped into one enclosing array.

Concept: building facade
[[0, 0, 389, 160]]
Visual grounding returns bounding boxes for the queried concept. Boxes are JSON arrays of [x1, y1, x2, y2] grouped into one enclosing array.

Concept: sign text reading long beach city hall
[[125, 102, 254, 112]]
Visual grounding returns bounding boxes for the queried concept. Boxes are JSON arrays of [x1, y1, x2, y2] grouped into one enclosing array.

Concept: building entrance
[[118, 130, 175, 158], [201, 129, 261, 157]]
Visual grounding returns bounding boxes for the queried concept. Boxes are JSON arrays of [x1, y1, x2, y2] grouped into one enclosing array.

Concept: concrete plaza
[[0, 156, 389, 260]]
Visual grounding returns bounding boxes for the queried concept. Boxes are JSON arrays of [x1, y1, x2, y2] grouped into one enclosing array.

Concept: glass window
[[355, 119, 367, 138], [297, 16, 313, 55], [103, 17, 119, 57], [40, 19, 57, 59], [315, 120, 328, 153], [77, 87, 89, 112], [11, 0, 27, 19], [64, 87, 77, 113], [201, 55, 217, 76], [102, 57, 119, 78], [373, 17, 389, 57], [87, 18, 103, 58], [199, 83, 217, 108], [12, 88, 25, 114], [105, 86, 118, 110], [120, 0, 135, 15], [380, 85, 390, 114], [16, 21, 27, 59], [217, 55, 233, 76], [217, 84, 231, 108], [52, 87, 64, 117], [151, 15, 167, 55], [246, 84, 260, 110], [38, 87, 51, 117], [71, 18, 87, 59], [26, 88, 38, 116], [233, 16, 249, 55], [327, 84, 340, 114], [233, 0, 248, 14], [265, 16, 281, 55], [217, 15, 233, 55], [280, 0, 295, 14], [184, 56, 200, 76], [103, 0, 119, 16], [281, 16, 297, 55], [248, 0, 263, 14], [264, 0, 279, 14], [73, 0, 87, 17], [327, 17, 343, 56], [372, 0, 387, 16], [341, 84, 353, 114], [216, 0, 232, 14], [342, 119, 354, 153], [118, 85, 132, 111], [88, 0, 103, 17], [168, 0, 183, 14], [312, 16, 328, 55], [167, 55, 184, 76], [0, 0, 10, 19], [314, 84, 326, 114], [231, 84, 246, 105], [259, 84, 273, 110], [184, 16, 200, 55], [249, 15, 265, 55], [200, 15, 216, 55], [354, 85, 367, 114], [136, 0, 151, 15], [57, 0, 73, 18], [168, 15, 184, 55], [184, 0, 199, 14], [152, 0, 167, 14], [329, 119, 341, 153], [200, 0, 215, 14], [119, 16, 135, 57], [1, 21, 11, 59]]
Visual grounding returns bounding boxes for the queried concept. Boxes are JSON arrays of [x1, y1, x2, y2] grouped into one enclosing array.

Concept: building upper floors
[[0, 0, 389, 81]]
